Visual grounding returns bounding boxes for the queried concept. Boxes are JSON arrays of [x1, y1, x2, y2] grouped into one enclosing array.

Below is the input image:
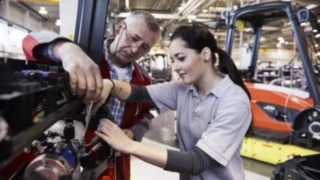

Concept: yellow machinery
[[241, 137, 320, 165]]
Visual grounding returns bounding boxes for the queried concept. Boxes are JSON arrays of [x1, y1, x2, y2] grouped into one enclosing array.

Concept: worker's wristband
[[110, 79, 115, 90], [46, 42, 60, 62], [44, 38, 71, 63]]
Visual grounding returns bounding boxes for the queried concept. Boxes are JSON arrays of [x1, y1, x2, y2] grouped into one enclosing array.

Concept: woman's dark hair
[[170, 25, 251, 99]]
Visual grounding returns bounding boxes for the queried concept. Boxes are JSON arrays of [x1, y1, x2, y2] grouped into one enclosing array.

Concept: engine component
[[24, 153, 75, 180], [0, 59, 114, 180], [292, 108, 320, 148], [45, 119, 85, 141], [272, 154, 320, 180], [80, 107, 115, 169], [23, 123, 78, 179]]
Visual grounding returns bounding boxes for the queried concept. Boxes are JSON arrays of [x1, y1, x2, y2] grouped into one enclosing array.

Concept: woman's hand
[[123, 129, 134, 139], [92, 79, 114, 113], [95, 119, 168, 168], [95, 119, 136, 154]]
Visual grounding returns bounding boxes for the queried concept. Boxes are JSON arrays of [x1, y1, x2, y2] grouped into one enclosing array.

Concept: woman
[[94, 25, 252, 180]]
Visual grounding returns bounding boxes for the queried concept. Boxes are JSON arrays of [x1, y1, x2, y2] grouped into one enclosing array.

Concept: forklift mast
[[224, 1, 320, 106], [74, 0, 109, 65]]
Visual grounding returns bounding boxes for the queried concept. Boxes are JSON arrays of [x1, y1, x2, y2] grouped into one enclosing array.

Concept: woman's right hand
[[92, 79, 114, 113]]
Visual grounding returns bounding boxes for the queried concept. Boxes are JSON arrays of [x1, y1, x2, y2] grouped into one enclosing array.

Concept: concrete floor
[[131, 110, 275, 180]]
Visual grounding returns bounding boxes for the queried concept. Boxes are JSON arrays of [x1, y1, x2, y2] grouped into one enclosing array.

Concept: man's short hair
[[126, 11, 160, 33]]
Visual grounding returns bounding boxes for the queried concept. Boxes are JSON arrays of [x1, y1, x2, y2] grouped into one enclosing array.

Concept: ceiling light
[[277, 37, 285, 43], [202, 9, 208, 13], [187, 15, 196, 20], [276, 43, 282, 48], [38, 6, 47, 15], [55, 19, 60, 26], [306, 4, 317, 10]]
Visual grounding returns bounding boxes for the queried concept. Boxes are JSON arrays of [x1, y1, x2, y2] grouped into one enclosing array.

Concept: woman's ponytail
[[216, 48, 251, 99]]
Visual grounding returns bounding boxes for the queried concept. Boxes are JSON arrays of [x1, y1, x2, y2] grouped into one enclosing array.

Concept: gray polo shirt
[[146, 75, 252, 180]]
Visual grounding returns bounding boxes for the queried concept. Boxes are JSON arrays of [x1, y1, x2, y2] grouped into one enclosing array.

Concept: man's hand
[[53, 41, 103, 103]]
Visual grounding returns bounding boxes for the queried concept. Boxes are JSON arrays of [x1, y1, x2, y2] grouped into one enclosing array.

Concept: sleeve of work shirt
[[145, 81, 181, 112], [22, 30, 71, 62], [130, 111, 154, 141], [164, 147, 216, 175], [126, 84, 154, 141]]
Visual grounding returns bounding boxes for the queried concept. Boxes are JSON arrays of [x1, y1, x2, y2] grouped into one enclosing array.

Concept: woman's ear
[[201, 47, 212, 62]]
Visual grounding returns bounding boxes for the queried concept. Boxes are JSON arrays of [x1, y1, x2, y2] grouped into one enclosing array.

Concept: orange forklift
[[223, 1, 320, 179]]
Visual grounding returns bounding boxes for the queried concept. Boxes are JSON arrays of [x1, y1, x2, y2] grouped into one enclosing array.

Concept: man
[[22, 11, 160, 180]]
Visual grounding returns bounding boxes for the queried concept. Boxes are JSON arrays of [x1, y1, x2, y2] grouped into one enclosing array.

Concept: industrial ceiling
[[10, 0, 320, 50]]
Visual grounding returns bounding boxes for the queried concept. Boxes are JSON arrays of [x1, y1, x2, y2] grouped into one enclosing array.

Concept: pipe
[[180, 0, 199, 16], [179, 0, 206, 21], [178, 0, 195, 15]]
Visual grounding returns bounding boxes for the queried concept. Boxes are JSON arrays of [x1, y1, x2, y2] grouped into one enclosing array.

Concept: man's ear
[[115, 20, 125, 35]]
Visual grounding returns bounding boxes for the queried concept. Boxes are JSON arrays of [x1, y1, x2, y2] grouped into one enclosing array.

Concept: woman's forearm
[[109, 80, 132, 101], [95, 118, 168, 168], [129, 140, 168, 168]]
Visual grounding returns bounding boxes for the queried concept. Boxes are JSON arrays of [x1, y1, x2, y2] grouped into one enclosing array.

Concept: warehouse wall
[[0, 0, 55, 31], [259, 49, 296, 65], [0, 0, 58, 59], [233, 47, 296, 69]]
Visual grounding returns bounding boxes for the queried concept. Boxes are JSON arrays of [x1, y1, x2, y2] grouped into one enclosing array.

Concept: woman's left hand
[[95, 118, 135, 154]]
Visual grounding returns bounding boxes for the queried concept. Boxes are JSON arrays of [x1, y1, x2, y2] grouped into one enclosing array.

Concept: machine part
[[0, 116, 8, 141], [0, 0, 113, 179], [80, 107, 114, 169], [309, 121, 320, 137], [292, 108, 320, 148], [45, 120, 66, 136], [24, 153, 74, 180], [241, 136, 319, 165], [72, 120, 85, 140], [272, 154, 320, 180], [45, 120, 85, 141]]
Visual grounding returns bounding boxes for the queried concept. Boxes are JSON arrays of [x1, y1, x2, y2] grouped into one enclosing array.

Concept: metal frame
[[74, 0, 110, 65], [74, 1, 115, 179]]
